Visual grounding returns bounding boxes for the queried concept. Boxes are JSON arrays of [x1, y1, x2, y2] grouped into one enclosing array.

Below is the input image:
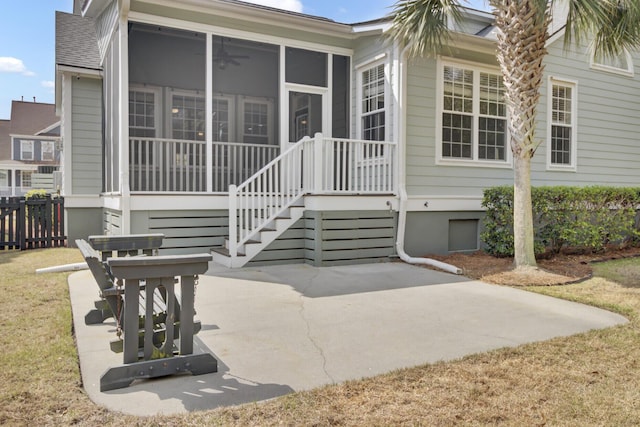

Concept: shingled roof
[[55, 11, 102, 71], [0, 120, 10, 160], [9, 101, 59, 136]]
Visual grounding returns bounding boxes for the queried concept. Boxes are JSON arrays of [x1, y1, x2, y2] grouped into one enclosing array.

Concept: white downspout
[[393, 42, 462, 275]]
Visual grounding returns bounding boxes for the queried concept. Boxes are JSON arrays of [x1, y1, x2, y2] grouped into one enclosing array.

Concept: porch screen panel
[[332, 55, 350, 139], [211, 36, 280, 191], [286, 47, 327, 87], [129, 23, 206, 192]]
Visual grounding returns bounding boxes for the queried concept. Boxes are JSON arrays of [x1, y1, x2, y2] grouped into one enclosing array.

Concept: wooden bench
[[75, 234, 217, 391], [76, 233, 165, 325], [101, 253, 217, 391]]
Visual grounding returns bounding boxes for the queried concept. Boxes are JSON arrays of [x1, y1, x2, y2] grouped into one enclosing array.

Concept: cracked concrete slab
[[69, 262, 628, 416]]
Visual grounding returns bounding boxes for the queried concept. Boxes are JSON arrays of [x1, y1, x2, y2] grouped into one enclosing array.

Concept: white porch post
[[11, 169, 16, 196], [313, 132, 323, 194], [228, 184, 238, 258], [206, 33, 213, 193], [228, 184, 238, 259], [118, 4, 131, 234]]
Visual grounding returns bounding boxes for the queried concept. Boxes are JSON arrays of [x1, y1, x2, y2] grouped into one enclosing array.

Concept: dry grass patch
[[2, 248, 640, 425]]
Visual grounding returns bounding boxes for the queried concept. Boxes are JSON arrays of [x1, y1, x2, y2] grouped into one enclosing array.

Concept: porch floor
[[69, 262, 627, 416]]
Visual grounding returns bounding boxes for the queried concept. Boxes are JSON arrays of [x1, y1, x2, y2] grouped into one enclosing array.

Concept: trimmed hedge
[[481, 186, 640, 257]]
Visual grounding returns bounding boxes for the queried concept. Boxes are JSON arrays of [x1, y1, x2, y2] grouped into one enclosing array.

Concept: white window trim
[[546, 76, 578, 172], [168, 88, 207, 141], [435, 57, 512, 168], [239, 96, 275, 145], [129, 84, 162, 138], [356, 56, 389, 143], [41, 140, 55, 161], [212, 93, 236, 143], [20, 140, 34, 161], [590, 49, 634, 78]]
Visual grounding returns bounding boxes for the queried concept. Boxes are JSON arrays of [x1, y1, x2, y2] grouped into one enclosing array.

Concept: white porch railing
[[227, 133, 396, 257], [129, 138, 280, 192]]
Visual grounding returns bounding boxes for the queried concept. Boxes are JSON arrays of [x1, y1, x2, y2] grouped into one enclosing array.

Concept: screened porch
[[122, 22, 363, 194]]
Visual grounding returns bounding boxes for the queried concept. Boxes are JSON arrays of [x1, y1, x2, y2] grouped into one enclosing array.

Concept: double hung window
[[361, 63, 385, 142], [129, 88, 159, 138], [438, 61, 508, 166], [20, 140, 34, 161], [41, 141, 55, 161], [547, 78, 577, 170]]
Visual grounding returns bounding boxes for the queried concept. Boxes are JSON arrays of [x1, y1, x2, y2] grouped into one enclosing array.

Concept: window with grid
[[361, 63, 385, 141], [129, 90, 157, 138], [41, 141, 55, 161], [172, 93, 206, 141], [478, 73, 506, 160], [21, 171, 32, 188], [549, 81, 575, 167], [20, 140, 34, 161], [441, 63, 507, 163], [242, 99, 271, 144]]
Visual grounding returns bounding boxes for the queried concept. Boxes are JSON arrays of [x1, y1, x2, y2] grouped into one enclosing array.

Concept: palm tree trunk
[[513, 153, 536, 268], [492, 0, 550, 269]]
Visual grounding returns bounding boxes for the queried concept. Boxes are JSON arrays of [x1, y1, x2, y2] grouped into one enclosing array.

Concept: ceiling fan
[[213, 38, 249, 69]]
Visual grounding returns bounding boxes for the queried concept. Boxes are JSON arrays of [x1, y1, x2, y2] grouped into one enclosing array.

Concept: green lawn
[[2, 248, 640, 426]]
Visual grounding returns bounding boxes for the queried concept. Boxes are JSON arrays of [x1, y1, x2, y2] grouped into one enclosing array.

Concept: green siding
[[66, 208, 104, 245], [71, 78, 103, 194], [305, 210, 397, 266], [103, 209, 122, 235], [404, 35, 640, 198], [131, 209, 228, 255], [405, 211, 484, 256]]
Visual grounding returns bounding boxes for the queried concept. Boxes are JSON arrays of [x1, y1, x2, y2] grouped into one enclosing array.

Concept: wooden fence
[[0, 195, 66, 250]]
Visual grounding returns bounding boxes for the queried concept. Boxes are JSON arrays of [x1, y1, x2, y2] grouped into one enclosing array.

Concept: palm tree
[[390, 0, 640, 270]]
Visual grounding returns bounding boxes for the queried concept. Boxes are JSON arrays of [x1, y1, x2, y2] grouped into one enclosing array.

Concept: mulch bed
[[424, 247, 640, 286]]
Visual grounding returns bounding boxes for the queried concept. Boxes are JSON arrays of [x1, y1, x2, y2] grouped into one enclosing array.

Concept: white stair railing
[[227, 133, 397, 258], [228, 136, 312, 257]]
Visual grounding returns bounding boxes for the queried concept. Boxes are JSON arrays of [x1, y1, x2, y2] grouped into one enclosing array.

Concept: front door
[[286, 87, 328, 145]]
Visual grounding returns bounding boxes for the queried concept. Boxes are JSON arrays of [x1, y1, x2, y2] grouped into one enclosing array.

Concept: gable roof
[[9, 101, 59, 137], [55, 11, 102, 71]]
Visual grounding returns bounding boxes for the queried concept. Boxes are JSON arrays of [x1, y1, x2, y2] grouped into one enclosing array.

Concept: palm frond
[[564, 0, 640, 58], [389, 0, 464, 58]]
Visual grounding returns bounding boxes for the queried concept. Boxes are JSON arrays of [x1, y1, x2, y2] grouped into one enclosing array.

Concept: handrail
[[228, 137, 311, 257], [227, 134, 397, 258]]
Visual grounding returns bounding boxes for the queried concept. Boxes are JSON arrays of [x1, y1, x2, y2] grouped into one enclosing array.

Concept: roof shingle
[[55, 11, 102, 71]]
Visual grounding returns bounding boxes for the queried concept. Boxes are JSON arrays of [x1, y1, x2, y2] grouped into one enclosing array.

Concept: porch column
[[313, 132, 323, 193], [11, 169, 16, 197], [117, 6, 131, 233], [206, 33, 213, 193]]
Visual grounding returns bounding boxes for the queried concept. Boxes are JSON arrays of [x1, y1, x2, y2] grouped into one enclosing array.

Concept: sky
[[0, 0, 488, 120]]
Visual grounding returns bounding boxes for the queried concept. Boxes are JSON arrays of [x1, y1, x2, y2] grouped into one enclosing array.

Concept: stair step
[[211, 246, 245, 257]]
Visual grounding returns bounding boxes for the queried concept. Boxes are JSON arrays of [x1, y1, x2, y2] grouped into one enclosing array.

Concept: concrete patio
[[68, 262, 628, 416]]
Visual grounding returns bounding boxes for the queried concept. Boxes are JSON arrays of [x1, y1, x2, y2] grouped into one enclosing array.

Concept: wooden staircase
[[210, 134, 397, 268], [211, 201, 305, 267]]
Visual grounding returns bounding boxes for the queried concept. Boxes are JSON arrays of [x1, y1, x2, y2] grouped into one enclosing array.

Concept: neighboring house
[[0, 100, 62, 196], [55, 0, 640, 267]]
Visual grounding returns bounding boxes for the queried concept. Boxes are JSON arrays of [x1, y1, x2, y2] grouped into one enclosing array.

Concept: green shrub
[[481, 186, 640, 257], [25, 189, 49, 200]]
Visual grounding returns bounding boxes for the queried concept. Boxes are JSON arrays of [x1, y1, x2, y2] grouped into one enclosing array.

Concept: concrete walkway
[[69, 262, 628, 416]]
